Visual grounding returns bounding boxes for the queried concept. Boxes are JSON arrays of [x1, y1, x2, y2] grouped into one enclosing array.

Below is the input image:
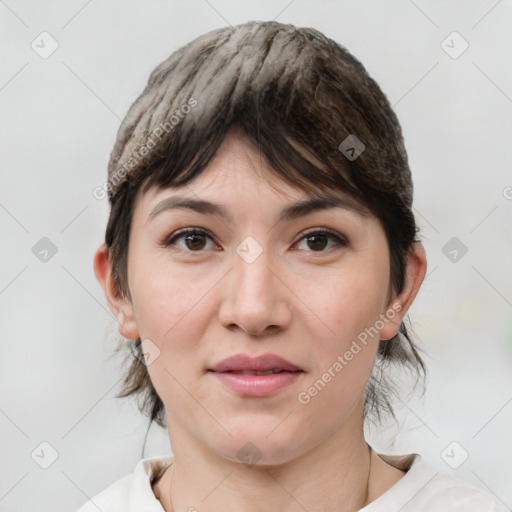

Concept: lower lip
[[210, 371, 302, 397]]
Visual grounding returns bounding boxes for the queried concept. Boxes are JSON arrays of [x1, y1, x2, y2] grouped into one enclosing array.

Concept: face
[[117, 130, 407, 465]]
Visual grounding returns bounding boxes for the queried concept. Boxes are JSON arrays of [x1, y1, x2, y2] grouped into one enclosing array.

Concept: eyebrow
[[147, 195, 369, 224]]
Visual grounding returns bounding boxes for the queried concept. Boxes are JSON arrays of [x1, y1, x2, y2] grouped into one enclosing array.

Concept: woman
[[79, 20, 498, 511]]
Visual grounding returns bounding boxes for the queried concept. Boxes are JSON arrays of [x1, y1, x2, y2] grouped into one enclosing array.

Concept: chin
[[211, 425, 307, 467]]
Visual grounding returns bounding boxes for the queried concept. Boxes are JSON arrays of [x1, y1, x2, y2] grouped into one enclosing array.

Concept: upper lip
[[209, 353, 302, 372]]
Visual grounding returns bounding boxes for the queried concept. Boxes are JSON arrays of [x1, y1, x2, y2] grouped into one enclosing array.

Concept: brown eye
[[296, 229, 347, 252], [164, 228, 215, 251], [183, 232, 207, 250], [305, 233, 329, 251]]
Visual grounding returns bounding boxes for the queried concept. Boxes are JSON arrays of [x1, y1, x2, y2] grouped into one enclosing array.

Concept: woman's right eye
[[164, 228, 216, 251]]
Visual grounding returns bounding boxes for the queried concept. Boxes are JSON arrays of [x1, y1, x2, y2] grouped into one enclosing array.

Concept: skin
[[94, 130, 427, 511]]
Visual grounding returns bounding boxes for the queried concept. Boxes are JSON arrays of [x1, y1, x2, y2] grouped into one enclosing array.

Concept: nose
[[218, 244, 292, 337]]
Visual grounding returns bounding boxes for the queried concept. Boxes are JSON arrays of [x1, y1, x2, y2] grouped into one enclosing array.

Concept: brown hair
[[104, 21, 426, 434]]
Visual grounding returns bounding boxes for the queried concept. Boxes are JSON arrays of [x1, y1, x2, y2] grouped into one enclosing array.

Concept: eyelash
[[162, 227, 348, 253]]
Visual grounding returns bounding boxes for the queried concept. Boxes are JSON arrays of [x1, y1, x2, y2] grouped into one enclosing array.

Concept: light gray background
[[1, 1, 511, 511]]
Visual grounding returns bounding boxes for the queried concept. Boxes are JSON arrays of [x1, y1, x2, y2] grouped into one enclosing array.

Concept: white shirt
[[75, 453, 499, 511]]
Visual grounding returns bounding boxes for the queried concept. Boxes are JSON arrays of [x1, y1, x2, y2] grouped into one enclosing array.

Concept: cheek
[[297, 294, 378, 431], [307, 260, 389, 347], [129, 251, 215, 342], [129, 258, 216, 415], [295, 258, 388, 407], [127, 250, 228, 404]]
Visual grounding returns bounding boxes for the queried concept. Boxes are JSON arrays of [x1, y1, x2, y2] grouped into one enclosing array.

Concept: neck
[[155, 414, 379, 512]]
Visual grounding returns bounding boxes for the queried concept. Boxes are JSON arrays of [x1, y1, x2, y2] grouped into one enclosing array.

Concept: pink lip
[[209, 353, 302, 373], [211, 371, 302, 397], [208, 353, 303, 397]]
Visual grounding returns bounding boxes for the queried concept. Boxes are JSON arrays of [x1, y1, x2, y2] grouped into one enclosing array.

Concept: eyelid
[[162, 227, 217, 248], [295, 227, 349, 246]]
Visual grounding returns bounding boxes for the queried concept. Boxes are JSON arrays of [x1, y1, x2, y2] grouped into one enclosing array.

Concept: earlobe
[[380, 243, 427, 341], [379, 300, 404, 341], [116, 306, 139, 340], [93, 243, 140, 340]]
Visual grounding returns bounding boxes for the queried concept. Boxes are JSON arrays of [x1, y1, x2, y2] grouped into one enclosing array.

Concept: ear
[[380, 242, 427, 341], [93, 243, 140, 340]]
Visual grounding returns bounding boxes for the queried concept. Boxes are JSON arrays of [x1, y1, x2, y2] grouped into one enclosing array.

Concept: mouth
[[208, 353, 303, 373], [208, 353, 304, 397], [209, 370, 303, 397], [217, 369, 299, 375]]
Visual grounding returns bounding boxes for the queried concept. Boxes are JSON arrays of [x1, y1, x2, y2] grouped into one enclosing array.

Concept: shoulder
[[75, 473, 133, 512], [362, 452, 499, 512], [75, 455, 173, 512]]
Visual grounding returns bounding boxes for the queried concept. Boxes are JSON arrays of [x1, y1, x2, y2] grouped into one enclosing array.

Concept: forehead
[[134, 130, 371, 221]]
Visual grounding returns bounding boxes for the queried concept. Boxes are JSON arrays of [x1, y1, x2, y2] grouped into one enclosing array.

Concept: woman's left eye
[[295, 229, 348, 252]]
